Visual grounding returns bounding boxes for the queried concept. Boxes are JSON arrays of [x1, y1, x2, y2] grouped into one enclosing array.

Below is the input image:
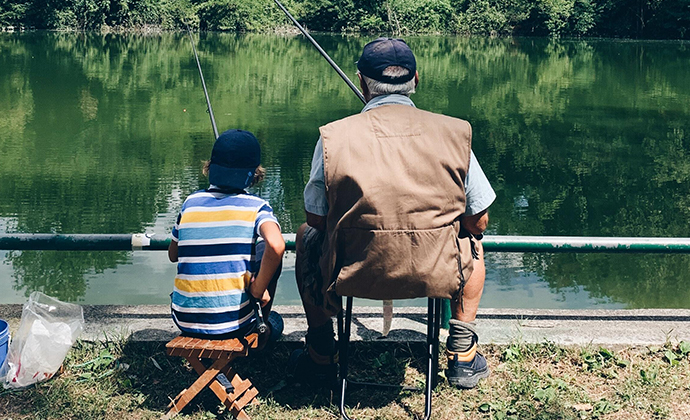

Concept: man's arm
[[304, 138, 328, 231], [461, 209, 489, 236]]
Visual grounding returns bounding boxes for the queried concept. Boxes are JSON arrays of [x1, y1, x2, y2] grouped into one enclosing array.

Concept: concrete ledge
[[1, 304, 689, 347]]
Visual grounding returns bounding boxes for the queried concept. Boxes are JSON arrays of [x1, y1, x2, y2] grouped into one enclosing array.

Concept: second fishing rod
[[184, 24, 268, 336]]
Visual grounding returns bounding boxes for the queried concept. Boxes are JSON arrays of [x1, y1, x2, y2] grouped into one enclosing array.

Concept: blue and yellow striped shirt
[[171, 189, 279, 336]]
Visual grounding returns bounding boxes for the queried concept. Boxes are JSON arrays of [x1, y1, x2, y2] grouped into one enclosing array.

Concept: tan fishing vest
[[319, 104, 474, 300]]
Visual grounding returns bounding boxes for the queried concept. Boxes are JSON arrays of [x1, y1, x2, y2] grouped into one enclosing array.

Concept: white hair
[[360, 66, 416, 98]]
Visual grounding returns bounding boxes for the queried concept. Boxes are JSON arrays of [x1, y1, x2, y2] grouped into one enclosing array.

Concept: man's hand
[[461, 209, 489, 236]]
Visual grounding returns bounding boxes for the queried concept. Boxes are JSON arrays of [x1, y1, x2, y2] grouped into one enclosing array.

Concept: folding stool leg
[[187, 358, 257, 420], [432, 298, 442, 389], [339, 296, 354, 420], [165, 358, 230, 419], [423, 298, 442, 420], [338, 297, 441, 420]]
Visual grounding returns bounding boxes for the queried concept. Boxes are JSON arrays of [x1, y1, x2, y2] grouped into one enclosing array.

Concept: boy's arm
[[168, 240, 178, 262], [249, 221, 285, 305], [169, 211, 182, 262]]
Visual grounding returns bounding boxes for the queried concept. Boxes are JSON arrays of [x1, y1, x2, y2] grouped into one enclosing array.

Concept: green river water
[[1, 32, 689, 308]]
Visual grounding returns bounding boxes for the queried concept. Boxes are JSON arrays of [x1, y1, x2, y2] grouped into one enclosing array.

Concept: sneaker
[[254, 311, 284, 352], [287, 345, 338, 387], [446, 349, 490, 389]]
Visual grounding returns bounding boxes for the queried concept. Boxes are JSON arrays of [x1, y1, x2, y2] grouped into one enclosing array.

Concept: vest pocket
[[334, 224, 465, 300]]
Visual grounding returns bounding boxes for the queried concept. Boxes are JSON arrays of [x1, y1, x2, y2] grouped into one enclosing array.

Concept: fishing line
[[273, 0, 366, 104], [185, 22, 219, 139]]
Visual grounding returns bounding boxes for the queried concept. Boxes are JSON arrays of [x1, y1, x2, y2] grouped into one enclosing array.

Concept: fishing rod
[[183, 22, 268, 339], [185, 22, 220, 139], [272, 0, 366, 104], [272, 0, 398, 338]]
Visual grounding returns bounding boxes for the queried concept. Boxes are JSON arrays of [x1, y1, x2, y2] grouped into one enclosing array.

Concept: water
[[1, 33, 689, 309]]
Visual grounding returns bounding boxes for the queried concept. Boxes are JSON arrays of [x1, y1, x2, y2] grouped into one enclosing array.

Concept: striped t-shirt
[[171, 189, 279, 336]]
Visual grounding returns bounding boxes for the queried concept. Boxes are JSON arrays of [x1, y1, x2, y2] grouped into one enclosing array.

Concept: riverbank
[[1, 338, 688, 419], [1, 0, 688, 39], [2, 305, 690, 418]]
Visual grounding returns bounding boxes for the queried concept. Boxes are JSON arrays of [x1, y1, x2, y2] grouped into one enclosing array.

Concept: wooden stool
[[164, 334, 260, 420]]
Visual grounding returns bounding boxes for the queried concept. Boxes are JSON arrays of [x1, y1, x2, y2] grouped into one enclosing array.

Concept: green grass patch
[[1, 339, 689, 419]]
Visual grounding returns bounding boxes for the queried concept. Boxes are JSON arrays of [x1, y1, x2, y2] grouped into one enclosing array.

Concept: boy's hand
[[250, 281, 271, 307]]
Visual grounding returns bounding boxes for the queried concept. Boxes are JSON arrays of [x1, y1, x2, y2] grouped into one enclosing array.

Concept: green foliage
[[454, 0, 511, 36], [386, 0, 454, 34], [0, 0, 688, 37]]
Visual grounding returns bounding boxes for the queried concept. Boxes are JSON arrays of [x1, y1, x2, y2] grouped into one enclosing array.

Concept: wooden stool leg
[[164, 358, 230, 419], [187, 358, 258, 419]]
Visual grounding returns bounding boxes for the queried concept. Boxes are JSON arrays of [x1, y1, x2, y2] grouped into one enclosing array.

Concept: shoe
[[287, 345, 338, 387], [255, 311, 284, 352], [446, 349, 490, 389]]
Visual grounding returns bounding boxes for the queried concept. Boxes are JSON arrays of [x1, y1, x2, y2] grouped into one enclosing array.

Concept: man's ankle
[[447, 319, 477, 353], [447, 342, 477, 362], [306, 322, 337, 357], [307, 344, 339, 365]]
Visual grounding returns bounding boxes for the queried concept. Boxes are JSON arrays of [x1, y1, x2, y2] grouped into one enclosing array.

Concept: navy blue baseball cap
[[357, 38, 416, 84], [208, 129, 261, 190]]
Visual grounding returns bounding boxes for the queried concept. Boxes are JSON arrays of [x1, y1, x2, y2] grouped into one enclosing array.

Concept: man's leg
[[295, 223, 333, 329], [446, 240, 490, 388], [290, 223, 339, 384], [451, 239, 485, 323]]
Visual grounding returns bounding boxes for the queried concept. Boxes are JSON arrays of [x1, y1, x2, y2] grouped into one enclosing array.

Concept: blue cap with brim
[[357, 38, 416, 84], [208, 129, 261, 190]]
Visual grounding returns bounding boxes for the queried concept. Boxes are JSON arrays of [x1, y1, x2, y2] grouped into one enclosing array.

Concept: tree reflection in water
[[0, 33, 689, 307]]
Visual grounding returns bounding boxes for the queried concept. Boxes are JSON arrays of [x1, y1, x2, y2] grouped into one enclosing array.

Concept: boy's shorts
[[298, 226, 341, 317]]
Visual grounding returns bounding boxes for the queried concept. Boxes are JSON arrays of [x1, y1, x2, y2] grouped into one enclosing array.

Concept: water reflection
[[1, 33, 689, 307]]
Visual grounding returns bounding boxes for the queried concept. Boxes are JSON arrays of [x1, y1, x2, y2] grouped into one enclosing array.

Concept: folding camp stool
[[337, 297, 442, 420], [164, 334, 260, 420]]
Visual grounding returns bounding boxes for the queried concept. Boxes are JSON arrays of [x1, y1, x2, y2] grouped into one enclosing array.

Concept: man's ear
[[414, 71, 419, 88], [358, 73, 370, 100]]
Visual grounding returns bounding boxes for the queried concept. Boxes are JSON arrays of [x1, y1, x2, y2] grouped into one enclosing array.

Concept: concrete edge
[[1, 304, 690, 347]]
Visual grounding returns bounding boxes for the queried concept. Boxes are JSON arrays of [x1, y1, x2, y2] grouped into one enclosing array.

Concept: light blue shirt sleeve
[[465, 150, 496, 216], [303, 137, 328, 216]]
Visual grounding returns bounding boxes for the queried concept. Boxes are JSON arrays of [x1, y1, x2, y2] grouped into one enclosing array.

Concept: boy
[[168, 129, 285, 344]]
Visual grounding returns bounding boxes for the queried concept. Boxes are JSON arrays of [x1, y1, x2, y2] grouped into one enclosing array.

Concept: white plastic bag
[[0, 292, 84, 388]]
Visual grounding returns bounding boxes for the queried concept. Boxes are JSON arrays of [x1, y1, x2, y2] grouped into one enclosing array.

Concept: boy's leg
[[447, 239, 490, 388]]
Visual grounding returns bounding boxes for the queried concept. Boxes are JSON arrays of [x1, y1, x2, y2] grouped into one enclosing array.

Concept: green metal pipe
[[3, 233, 690, 330], [2, 233, 690, 253], [482, 235, 690, 253], [0, 233, 297, 251]]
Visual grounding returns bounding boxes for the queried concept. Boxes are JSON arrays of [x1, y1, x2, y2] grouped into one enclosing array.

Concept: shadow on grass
[[118, 338, 432, 417]]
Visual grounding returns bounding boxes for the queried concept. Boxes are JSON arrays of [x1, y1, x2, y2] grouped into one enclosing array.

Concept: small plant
[[639, 367, 659, 385], [580, 347, 629, 376], [502, 343, 523, 362], [372, 351, 396, 369], [592, 398, 619, 416], [662, 341, 690, 365]]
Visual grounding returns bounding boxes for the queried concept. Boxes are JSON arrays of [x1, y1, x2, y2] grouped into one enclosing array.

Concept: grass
[[1, 338, 689, 420]]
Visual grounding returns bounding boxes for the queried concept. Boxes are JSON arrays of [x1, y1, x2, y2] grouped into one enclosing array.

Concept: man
[[290, 38, 496, 389]]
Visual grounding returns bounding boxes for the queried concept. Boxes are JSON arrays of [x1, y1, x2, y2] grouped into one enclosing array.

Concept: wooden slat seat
[[163, 333, 260, 420]]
